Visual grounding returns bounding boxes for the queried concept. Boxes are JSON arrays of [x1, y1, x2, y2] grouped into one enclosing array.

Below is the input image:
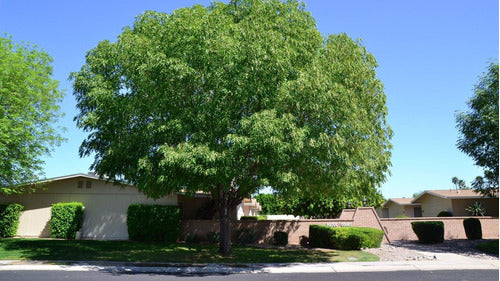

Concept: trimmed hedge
[[463, 218, 482, 240], [0, 204, 23, 238], [309, 225, 384, 250], [273, 231, 288, 246], [411, 221, 444, 244], [437, 211, 453, 217], [240, 216, 258, 221], [127, 204, 181, 242], [50, 202, 84, 239]]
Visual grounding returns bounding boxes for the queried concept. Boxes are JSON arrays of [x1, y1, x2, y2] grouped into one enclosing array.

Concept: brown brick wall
[[181, 207, 499, 245]]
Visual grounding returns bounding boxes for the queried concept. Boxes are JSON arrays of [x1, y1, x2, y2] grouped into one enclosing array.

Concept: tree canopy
[[0, 36, 64, 193], [72, 0, 392, 254], [456, 62, 499, 197]]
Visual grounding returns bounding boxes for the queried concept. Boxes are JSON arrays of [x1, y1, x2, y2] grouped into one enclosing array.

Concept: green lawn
[[0, 238, 378, 263], [476, 240, 499, 255]]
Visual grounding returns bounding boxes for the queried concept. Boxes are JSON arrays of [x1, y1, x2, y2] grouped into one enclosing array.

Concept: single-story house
[[412, 189, 499, 217], [377, 198, 422, 218], [236, 198, 262, 219], [0, 173, 235, 240]]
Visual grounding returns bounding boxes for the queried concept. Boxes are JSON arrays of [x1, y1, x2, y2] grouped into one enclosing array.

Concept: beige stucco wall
[[0, 177, 177, 240], [381, 202, 417, 218], [451, 198, 499, 217], [417, 194, 452, 217]]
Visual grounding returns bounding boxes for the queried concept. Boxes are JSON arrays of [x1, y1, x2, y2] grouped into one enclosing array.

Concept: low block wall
[[181, 218, 354, 245], [181, 207, 388, 244], [381, 217, 499, 241], [182, 207, 499, 245]]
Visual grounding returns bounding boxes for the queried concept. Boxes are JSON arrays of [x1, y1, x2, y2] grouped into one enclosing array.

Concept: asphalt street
[[0, 270, 498, 281]]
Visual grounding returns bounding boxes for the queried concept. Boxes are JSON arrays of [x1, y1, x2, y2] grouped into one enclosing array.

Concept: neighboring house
[[378, 198, 422, 218], [412, 189, 499, 217], [236, 198, 262, 219], [0, 173, 177, 240], [0, 173, 248, 240]]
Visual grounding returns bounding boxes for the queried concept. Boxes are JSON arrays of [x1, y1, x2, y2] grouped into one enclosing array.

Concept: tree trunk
[[218, 200, 232, 255], [218, 186, 232, 256]]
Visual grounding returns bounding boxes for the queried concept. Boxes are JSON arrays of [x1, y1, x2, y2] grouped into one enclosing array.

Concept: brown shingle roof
[[425, 189, 496, 199], [412, 189, 498, 203], [383, 198, 421, 207]]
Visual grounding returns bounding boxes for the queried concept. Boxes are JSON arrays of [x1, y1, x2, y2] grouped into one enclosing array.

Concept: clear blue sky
[[0, 0, 497, 199]]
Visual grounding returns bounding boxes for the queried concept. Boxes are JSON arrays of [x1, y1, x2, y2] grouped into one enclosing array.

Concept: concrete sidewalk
[[0, 256, 497, 274]]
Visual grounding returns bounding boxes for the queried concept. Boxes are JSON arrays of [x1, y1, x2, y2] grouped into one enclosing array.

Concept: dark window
[[86, 181, 92, 189], [77, 181, 83, 188]]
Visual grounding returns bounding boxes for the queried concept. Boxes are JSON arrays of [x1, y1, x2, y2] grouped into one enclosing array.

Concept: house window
[[86, 181, 92, 189], [77, 181, 83, 189]]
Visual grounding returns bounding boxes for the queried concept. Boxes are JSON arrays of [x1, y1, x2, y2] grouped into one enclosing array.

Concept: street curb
[[0, 260, 498, 274]]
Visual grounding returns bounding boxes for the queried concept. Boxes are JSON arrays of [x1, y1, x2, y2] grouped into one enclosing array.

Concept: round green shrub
[[309, 225, 384, 250], [0, 204, 23, 238], [437, 211, 453, 217], [127, 204, 181, 242], [463, 218, 482, 240], [273, 231, 288, 246], [411, 221, 444, 244], [50, 202, 84, 239]]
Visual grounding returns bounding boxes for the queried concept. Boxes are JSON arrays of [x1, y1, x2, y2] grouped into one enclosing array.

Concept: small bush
[[0, 204, 23, 238], [273, 231, 288, 246], [309, 225, 384, 250], [463, 218, 482, 240], [411, 221, 444, 244], [127, 204, 181, 242], [466, 202, 486, 216], [330, 227, 384, 250], [309, 225, 334, 248], [50, 202, 84, 239], [234, 228, 255, 245], [299, 235, 309, 247], [437, 211, 453, 217], [206, 231, 220, 244], [240, 216, 258, 221]]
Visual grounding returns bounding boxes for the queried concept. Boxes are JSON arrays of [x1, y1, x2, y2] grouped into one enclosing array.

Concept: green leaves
[[0, 36, 64, 192], [456, 62, 499, 196], [72, 0, 391, 219]]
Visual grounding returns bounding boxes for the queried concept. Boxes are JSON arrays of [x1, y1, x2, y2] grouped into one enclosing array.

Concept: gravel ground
[[364, 239, 499, 261]]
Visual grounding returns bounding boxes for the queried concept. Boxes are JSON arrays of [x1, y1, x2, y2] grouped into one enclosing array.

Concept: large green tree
[[456, 62, 499, 197], [0, 36, 63, 193], [72, 0, 392, 255]]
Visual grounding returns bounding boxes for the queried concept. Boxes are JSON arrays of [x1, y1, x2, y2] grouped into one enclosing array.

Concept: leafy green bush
[[463, 218, 482, 240], [437, 211, 453, 217], [273, 231, 288, 246], [0, 204, 23, 238], [411, 221, 444, 244], [330, 227, 384, 250], [309, 225, 384, 250], [254, 194, 282, 215], [127, 204, 181, 242], [466, 202, 486, 216], [234, 228, 256, 245], [240, 216, 258, 220], [50, 202, 84, 239], [309, 225, 335, 248]]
